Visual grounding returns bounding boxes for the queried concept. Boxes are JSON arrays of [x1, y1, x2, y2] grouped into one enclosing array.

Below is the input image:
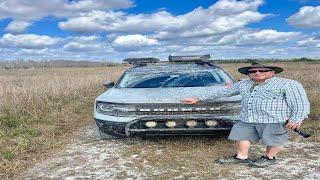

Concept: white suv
[[94, 55, 241, 138]]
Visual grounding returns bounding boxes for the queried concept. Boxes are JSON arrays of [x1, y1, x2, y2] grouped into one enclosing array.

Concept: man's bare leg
[[236, 141, 251, 159], [215, 140, 253, 164], [266, 146, 283, 159]]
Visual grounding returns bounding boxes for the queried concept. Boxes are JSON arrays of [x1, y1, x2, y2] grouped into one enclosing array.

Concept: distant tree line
[[215, 57, 320, 63], [0, 60, 120, 69], [1, 57, 319, 69]]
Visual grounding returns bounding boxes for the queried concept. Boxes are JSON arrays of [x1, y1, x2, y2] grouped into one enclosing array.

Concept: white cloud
[[217, 29, 300, 46], [62, 35, 109, 52], [1, 0, 319, 61], [180, 46, 207, 53], [18, 48, 52, 56], [59, 11, 125, 32], [64, 35, 101, 43], [0, 0, 133, 32], [63, 0, 133, 12], [297, 36, 320, 47], [268, 48, 287, 55], [71, 35, 99, 42], [210, 0, 264, 15], [63, 42, 104, 52], [5, 20, 32, 34], [59, 0, 267, 37], [0, 33, 60, 49], [0, 0, 133, 19], [287, 6, 320, 29], [179, 11, 266, 38], [112, 34, 159, 51]]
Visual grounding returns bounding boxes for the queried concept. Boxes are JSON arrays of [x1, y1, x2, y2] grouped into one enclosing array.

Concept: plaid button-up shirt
[[200, 77, 310, 123]]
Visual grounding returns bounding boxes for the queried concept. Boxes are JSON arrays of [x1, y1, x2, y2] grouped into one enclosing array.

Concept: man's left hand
[[285, 121, 301, 130]]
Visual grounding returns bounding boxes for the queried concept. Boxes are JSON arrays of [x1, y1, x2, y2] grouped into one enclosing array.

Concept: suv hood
[[96, 86, 241, 103]]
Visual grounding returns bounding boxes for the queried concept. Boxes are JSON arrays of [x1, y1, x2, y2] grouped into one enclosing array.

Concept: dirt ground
[[16, 125, 320, 179]]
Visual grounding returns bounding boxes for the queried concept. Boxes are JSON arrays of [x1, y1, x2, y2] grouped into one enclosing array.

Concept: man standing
[[182, 62, 310, 168]]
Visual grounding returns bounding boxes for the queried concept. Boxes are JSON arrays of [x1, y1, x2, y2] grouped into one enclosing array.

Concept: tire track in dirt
[[16, 126, 320, 179]]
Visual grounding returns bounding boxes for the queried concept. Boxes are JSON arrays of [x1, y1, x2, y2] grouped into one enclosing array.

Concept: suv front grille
[[135, 107, 236, 115], [96, 102, 241, 116]]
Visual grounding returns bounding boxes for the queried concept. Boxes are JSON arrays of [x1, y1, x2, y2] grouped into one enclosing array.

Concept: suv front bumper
[[95, 114, 239, 137]]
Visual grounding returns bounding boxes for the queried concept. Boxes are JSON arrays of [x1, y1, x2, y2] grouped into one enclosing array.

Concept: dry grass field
[[1, 62, 319, 178], [0, 66, 127, 177]]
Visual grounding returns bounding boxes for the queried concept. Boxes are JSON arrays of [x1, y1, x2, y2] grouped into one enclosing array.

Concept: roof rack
[[168, 54, 214, 66], [122, 57, 160, 65]]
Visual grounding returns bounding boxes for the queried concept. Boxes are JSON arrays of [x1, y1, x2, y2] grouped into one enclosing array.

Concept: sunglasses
[[248, 69, 272, 74]]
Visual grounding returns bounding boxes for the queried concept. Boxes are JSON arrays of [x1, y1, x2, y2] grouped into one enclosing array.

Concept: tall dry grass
[[0, 66, 126, 177], [0, 62, 319, 177]]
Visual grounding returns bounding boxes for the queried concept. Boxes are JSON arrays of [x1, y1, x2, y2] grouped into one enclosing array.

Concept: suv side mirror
[[103, 81, 115, 88]]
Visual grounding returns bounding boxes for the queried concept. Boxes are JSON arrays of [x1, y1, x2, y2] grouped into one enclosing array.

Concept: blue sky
[[0, 0, 319, 61]]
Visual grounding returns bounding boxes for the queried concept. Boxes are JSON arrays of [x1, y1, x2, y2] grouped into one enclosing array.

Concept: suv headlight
[[96, 101, 136, 116], [97, 103, 113, 113]]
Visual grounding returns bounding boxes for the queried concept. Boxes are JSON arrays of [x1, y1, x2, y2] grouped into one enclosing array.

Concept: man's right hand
[[181, 97, 200, 104]]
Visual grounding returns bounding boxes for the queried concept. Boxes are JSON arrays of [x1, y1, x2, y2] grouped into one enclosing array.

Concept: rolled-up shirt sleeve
[[285, 80, 310, 123], [199, 81, 241, 101]]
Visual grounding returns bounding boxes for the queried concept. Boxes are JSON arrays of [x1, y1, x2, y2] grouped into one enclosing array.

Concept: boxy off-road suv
[[94, 54, 241, 138]]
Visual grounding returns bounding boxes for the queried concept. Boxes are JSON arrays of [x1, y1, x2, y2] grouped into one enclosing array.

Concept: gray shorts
[[228, 121, 288, 146]]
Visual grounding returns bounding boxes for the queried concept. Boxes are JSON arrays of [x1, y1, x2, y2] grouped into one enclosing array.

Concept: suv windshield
[[118, 69, 233, 88]]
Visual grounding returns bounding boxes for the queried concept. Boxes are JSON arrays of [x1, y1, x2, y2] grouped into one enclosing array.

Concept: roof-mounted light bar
[[168, 54, 211, 62], [122, 57, 160, 65]]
